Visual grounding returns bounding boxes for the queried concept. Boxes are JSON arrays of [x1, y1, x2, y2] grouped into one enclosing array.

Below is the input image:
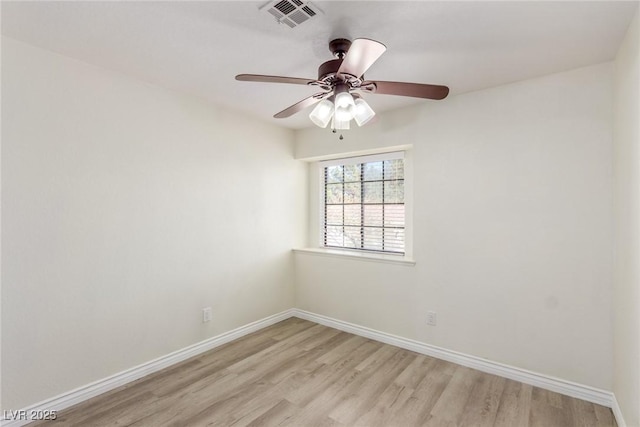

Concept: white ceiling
[[2, 1, 637, 129]]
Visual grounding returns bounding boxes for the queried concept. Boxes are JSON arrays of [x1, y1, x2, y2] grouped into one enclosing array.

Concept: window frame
[[318, 151, 411, 257]]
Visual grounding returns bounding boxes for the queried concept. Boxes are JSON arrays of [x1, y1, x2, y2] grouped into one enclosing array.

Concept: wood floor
[[33, 318, 615, 427]]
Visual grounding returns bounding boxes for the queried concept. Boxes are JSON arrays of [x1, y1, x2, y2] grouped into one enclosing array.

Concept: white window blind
[[322, 153, 405, 254]]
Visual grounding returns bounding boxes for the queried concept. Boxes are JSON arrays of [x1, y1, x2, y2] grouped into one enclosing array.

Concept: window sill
[[292, 248, 416, 266]]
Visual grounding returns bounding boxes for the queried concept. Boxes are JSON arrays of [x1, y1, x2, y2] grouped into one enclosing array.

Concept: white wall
[[613, 9, 640, 427], [1, 37, 307, 410], [295, 62, 614, 390], [1, 30, 625, 412]]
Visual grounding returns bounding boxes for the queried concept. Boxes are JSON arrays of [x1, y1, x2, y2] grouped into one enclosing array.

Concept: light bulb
[[309, 99, 334, 128], [353, 98, 375, 126]]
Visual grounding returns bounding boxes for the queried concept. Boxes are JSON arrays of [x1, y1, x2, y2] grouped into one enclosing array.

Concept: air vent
[[274, 0, 295, 15], [260, 0, 323, 29], [282, 18, 296, 28], [301, 5, 316, 16], [289, 10, 309, 24]]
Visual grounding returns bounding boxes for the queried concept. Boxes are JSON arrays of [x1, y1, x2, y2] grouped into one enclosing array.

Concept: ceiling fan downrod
[[329, 38, 352, 59]]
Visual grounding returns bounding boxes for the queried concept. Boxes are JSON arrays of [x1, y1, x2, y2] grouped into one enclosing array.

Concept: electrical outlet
[[202, 307, 212, 323], [426, 311, 437, 326]]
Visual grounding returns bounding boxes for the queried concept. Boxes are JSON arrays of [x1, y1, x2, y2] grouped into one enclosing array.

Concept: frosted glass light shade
[[334, 92, 355, 122], [309, 99, 334, 128], [335, 91, 355, 108], [332, 116, 350, 130], [353, 98, 376, 126]]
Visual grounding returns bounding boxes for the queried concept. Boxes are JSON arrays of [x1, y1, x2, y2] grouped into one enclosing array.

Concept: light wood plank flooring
[[32, 318, 615, 426]]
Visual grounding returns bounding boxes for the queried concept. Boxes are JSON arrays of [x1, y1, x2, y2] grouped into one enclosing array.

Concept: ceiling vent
[[260, 0, 322, 29]]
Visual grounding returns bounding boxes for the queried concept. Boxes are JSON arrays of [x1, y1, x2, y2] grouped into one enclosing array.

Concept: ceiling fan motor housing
[[317, 59, 342, 80], [318, 39, 352, 81], [317, 39, 364, 87]]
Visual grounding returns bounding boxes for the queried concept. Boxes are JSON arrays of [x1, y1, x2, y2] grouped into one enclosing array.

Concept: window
[[322, 152, 405, 254]]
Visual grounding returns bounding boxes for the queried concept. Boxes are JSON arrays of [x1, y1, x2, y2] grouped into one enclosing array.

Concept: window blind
[[323, 154, 405, 254]]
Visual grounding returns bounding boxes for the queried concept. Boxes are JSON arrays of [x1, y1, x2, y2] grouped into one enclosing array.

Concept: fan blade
[[364, 80, 449, 100], [236, 74, 315, 86], [274, 94, 327, 118], [337, 38, 386, 79]]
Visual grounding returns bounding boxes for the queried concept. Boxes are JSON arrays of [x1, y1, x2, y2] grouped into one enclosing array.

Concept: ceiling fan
[[236, 38, 449, 130]]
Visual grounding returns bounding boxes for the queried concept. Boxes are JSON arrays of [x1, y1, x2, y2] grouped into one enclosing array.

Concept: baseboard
[[1, 309, 296, 427], [292, 309, 615, 408], [4, 307, 620, 426], [611, 395, 627, 427]]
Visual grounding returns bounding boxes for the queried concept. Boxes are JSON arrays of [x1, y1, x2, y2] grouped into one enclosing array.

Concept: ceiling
[[2, 1, 638, 129]]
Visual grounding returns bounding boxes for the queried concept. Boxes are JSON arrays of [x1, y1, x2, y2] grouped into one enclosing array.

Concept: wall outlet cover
[[203, 307, 212, 323], [427, 311, 437, 326]]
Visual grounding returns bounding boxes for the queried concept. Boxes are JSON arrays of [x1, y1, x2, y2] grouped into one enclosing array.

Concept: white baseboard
[[4, 307, 623, 427], [1, 309, 296, 427], [292, 309, 615, 408], [611, 395, 627, 427]]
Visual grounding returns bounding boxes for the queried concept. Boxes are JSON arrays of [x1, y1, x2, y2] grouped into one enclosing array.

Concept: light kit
[[308, 88, 376, 130]]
